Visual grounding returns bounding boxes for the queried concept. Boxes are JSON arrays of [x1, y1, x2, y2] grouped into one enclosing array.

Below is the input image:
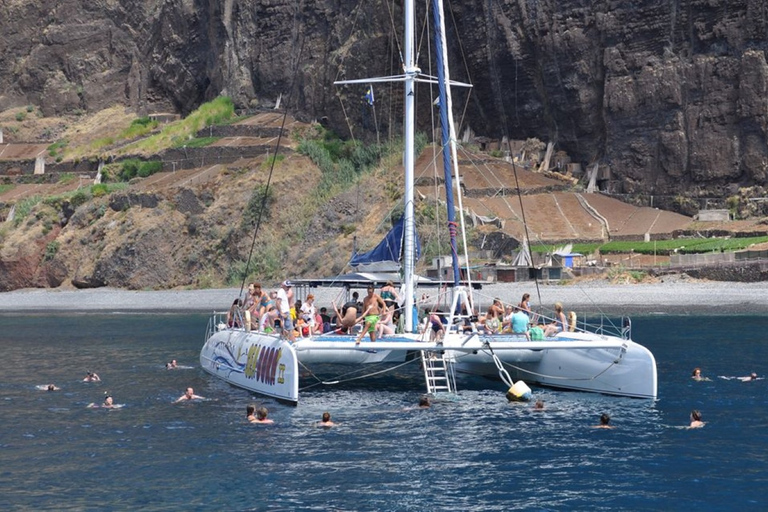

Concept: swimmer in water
[[691, 368, 711, 381], [83, 372, 101, 382], [175, 387, 204, 403], [315, 411, 337, 427], [88, 394, 116, 409], [593, 413, 615, 429], [251, 407, 274, 424], [738, 372, 758, 382], [689, 410, 705, 428]]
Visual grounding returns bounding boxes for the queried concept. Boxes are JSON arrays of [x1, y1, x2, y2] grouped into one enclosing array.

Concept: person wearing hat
[[277, 280, 295, 342]]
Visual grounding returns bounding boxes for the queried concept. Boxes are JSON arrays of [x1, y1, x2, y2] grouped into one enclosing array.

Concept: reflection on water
[[0, 313, 766, 510]]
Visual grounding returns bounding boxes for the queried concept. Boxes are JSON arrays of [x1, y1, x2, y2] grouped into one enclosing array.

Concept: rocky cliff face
[[2, 0, 768, 200]]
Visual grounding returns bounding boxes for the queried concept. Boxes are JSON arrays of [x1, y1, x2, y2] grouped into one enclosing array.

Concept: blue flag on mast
[[365, 85, 375, 106]]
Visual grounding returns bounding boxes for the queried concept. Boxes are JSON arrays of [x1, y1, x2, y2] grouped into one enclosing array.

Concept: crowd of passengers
[[226, 282, 578, 341]]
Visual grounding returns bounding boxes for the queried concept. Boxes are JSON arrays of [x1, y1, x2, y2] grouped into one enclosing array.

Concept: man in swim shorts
[[355, 285, 388, 345]]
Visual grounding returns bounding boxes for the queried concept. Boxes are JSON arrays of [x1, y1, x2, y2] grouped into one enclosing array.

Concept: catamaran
[[200, 0, 657, 404]]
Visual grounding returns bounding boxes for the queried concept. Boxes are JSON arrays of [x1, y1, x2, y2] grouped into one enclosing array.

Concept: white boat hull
[[200, 317, 657, 403], [452, 332, 658, 399], [200, 326, 299, 403]]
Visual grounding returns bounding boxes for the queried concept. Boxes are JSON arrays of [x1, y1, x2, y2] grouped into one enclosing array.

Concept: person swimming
[[316, 411, 336, 427], [691, 368, 711, 381], [689, 410, 705, 428], [174, 387, 204, 403], [251, 407, 274, 424], [593, 413, 614, 429], [88, 393, 119, 409], [83, 372, 101, 382]]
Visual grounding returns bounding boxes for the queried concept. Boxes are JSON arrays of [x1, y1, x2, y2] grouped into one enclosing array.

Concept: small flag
[[365, 85, 375, 106]]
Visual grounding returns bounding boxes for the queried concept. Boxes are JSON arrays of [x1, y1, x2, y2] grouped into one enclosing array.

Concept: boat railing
[[532, 308, 630, 339], [205, 311, 228, 341]]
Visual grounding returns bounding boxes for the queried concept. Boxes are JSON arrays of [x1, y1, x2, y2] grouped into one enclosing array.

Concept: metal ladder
[[422, 350, 457, 395]]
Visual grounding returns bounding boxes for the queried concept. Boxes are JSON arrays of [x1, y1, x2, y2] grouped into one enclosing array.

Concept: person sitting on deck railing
[[544, 302, 567, 337], [482, 298, 504, 334], [227, 298, 243, 328], [376, 305, 396, 338]]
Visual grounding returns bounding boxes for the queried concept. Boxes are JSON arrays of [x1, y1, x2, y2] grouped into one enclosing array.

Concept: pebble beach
[[0, 276, 766, 314]]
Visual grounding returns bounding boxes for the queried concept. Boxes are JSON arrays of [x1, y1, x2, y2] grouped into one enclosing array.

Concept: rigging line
[[333, 0, 365, 141], [386, 0, 398, 142], [240, 36, 306, 296], [446, 0, 474, 133], [333, 0, 366, 83], [384, 0, 404, 70], [510, 158, 542, 306], [339, 93, 356, 142], [416, 0, 432, 66], [479, 337, 514, 387], [299, 356, 421, 389]]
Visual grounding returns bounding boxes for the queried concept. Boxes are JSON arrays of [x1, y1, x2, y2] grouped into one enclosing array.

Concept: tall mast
[[432, 0, 459, 287], [432, 0, 474, 311], [402, 0, 417, 332]]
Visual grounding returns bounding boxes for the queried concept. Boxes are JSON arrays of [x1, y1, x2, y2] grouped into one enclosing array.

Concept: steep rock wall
[[2, 0, 768, 199]]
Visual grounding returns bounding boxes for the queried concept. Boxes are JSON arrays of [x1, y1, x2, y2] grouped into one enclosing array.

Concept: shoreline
[[0, 278, 767, 315]]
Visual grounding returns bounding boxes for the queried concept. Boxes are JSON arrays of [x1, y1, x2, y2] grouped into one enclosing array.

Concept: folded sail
[[350, 216, 420, 268]]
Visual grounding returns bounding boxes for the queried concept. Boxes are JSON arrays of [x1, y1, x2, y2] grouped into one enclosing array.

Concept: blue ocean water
[[1, 312, 766, 511]]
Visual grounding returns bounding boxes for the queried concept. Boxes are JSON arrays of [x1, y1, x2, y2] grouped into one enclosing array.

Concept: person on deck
[[376, 305, 396, 338], [428, 309, 445, 341], [529, 322, 545, 341], [227, 298, 243, 328], [501, 305, 515, 333], [300, 294, 317, 335], [260, 291, 277, 320], [511, 307, 531, 339], [260, 305, 280, 333], [277, 281, 295, 343], [544, 303, 567, 337], [483, 298, 504, 334], [380, 281, 400, 321], [517, 293, 533, 319], [247, 283, 266, 330], [332, 300, 359, 334], [355, 285, 388, 345]]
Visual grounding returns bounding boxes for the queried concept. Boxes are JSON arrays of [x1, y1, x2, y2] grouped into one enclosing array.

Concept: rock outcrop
[[2, 0, 768, 200]]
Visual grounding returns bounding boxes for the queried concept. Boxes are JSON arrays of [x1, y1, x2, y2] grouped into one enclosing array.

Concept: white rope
[[298, 355, 421, 389]]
